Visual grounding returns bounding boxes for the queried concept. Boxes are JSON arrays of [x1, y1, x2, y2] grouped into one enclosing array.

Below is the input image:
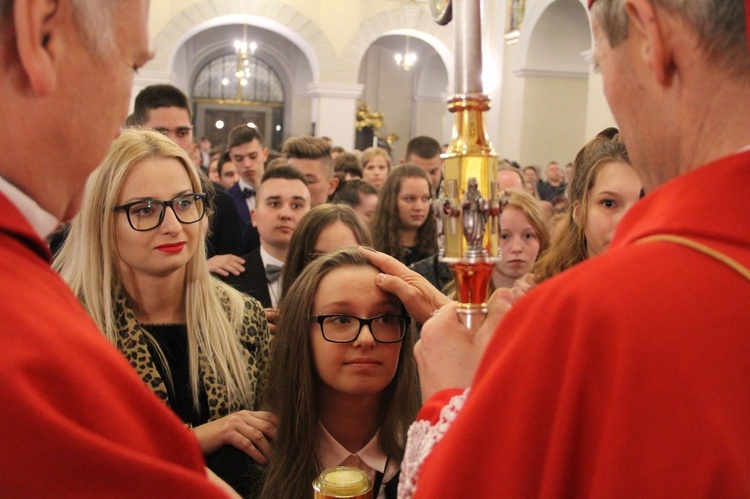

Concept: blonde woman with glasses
[[54, 129, 274, 496]]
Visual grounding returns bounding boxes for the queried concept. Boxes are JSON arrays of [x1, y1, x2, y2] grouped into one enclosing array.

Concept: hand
[[357, 247, 451, 324], [208, 254, 246, 277], [415, 289, 515, 400], [192, 410, 278, 465], [510, 273, 536, 301], [264, 308, 280, 335]]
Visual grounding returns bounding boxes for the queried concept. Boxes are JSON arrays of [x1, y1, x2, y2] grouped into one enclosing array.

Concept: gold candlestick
[[433, 0, 501, 330]]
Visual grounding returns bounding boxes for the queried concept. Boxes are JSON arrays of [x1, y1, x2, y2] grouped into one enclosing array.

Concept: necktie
[[242, 187, 255, 199], [265, 263, 282, 284]]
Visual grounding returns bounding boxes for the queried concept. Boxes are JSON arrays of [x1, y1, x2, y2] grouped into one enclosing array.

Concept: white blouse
[[316, 422, 400, 499]]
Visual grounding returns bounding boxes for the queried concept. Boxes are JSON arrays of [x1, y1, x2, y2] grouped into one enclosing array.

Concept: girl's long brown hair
[[371, 164, 438, 263], [260, 248, 419, 499], [279, 204, 373, 299]]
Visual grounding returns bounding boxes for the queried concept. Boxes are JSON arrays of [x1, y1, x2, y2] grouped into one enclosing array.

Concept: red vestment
[[0, 194, 226, 497], [414, 151, 750, 497]]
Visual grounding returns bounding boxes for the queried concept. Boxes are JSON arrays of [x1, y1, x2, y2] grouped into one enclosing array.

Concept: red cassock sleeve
[[414, 234, 750, 497], [0, 196, 228, 497], [414, 154, 750, 497]]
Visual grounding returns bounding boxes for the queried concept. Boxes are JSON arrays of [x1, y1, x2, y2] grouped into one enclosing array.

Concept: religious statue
[[461, 177, 488, 251]]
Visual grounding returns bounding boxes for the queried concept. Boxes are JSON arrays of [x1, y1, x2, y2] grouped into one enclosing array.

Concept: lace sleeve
[[398, 389, 470, 498]]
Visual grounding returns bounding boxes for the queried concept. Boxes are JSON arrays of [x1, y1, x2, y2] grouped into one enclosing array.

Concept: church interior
[[139, 0, 614, 166]]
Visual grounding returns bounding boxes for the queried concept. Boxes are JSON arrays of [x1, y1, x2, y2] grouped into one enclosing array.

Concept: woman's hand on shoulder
[[192, 410, 278, 464]]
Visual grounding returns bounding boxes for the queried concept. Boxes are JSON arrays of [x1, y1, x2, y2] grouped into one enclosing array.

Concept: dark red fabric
[[0, 194, 227, 497], [414, 151, 750, 497]]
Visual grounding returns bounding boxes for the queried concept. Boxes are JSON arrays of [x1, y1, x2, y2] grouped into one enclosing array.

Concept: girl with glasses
[[260, 248, 419, 499], [54, 129, 273, 496]]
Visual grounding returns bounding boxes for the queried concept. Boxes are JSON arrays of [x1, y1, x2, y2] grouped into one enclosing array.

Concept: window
[[192, 54, 284, 103]]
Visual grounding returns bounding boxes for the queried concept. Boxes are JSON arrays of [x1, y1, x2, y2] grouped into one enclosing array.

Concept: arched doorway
[[141, 4, 325, 149], [358, 33, 449, 160], [192, 53, 285, 150]]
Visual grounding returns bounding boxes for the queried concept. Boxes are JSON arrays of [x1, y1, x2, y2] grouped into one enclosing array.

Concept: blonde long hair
[[54, 128, 255, 410]]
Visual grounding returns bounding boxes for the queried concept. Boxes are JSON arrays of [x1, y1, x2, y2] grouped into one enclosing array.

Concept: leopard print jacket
[[112, 283, 270, 421]]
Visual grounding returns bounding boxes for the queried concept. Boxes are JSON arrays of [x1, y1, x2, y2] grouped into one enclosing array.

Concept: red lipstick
[[155, 242, 185, 254]]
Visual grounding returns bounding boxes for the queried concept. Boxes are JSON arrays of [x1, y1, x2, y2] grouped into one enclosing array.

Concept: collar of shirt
[[259, 246, 284, 269], [238, 178, 256, 193], [0, 173, 59, 242], [238, 178, 257, 210], [316, 422, 399, 485]]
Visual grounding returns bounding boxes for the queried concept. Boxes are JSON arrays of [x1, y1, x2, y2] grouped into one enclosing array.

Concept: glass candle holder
[[312, 466, 373, 499]]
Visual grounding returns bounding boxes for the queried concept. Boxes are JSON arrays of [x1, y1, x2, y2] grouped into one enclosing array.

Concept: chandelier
[[233, 23, 257, 87], [394, 34, 417, 71]]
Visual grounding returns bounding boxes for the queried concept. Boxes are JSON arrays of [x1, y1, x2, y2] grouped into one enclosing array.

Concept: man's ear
[[625, 0, 674, 87], [14, 0, 61, 95], [250, 208, 258, 228], [327, 175, 339, 196]]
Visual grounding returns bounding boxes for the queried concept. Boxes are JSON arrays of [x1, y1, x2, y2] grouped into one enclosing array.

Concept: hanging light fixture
[[394, 34, 417, 71], [232, 23, 257, 87]]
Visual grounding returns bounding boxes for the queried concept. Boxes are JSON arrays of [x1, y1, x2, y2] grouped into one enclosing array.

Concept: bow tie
[[242, 187, 255, 199], [265, 263, 282, 283]]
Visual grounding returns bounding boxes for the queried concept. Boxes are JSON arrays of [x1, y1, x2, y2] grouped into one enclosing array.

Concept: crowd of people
[[2, 0, 748, 497]]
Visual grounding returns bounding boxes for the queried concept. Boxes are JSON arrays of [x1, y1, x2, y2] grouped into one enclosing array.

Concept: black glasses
[[310, 314, 410, 344], [114, 193, 207, 231]]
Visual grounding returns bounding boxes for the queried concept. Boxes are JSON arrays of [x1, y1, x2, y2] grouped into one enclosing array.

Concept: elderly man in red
[[366, 0, 750, 497], [0, 0, 233, 496]]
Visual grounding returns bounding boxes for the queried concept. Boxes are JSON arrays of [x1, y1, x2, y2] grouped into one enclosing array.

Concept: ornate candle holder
[[432, 0, 502, 330]]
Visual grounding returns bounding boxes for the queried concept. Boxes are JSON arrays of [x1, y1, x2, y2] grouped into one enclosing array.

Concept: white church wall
[[520, 75, 588, 167]]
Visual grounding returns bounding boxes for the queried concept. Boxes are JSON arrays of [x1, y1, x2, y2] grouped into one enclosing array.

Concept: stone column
[[307, 82, 364, 149]]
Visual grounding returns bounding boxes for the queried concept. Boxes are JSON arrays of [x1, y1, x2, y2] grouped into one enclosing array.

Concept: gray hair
[[1, 0, 116, 57], [591, 0, 748, 75], [71, 0, 117, 56]]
